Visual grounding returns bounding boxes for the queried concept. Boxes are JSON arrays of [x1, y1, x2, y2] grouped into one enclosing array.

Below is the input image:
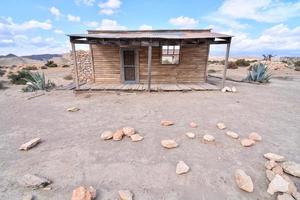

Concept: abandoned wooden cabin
[[68, 29, 232, 92]]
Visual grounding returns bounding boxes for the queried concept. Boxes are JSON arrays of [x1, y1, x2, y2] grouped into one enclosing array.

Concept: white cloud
[[50, 6, 61, 19], [97, 19, 126, 30], [139, 24, 153, 30], [169, 16, 199, 28], [54, 29, 64, 34], [219, 0, 300, 23], [98, 0, 121, 15], [84, 21, 99, 28], [75, 0, 95, 6], [67, 14, 81, 22]]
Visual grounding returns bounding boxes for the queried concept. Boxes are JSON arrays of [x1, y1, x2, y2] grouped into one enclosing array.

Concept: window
[[161, 45, 180, 64]]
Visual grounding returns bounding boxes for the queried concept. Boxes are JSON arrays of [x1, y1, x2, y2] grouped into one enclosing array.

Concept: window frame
[[161, 45, 181, 65]]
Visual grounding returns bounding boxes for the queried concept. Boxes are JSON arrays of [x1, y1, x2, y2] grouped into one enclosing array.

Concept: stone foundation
[[70, 50, 94, 83]]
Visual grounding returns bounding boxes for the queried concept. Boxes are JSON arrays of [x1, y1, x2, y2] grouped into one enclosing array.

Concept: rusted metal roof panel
[[68, 29, 232, 39]]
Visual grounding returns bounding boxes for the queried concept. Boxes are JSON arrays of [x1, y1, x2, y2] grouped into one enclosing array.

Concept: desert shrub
[[235, 59, 251, 67], [62, 64, 70, 68], [23, 66, 38, 70], [41, 66, 48, 69], [208, 69, 217, 73], [45, 60, 58, 68], [294, 61, 300, 67], [228, 61, 238, 69], [63, 74, 73, 80], [0, 68, 6, 76], [244, 63, 271, 83], [7, 70, 32, 85], [22, 71, 55, 92]]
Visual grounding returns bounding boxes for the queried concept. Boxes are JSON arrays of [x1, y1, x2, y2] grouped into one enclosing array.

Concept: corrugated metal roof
[[68, 29, 232, 40]]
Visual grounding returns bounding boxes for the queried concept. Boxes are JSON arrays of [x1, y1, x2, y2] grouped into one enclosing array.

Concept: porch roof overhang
[[68, 29, 232, 45]]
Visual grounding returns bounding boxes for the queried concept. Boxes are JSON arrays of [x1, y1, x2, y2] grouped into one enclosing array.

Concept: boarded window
[[161, 45, 180, 64]]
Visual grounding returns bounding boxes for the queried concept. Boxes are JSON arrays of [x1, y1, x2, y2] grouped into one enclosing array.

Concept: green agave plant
[[22, 71, 55, 92], [244, 63, 271, 83]]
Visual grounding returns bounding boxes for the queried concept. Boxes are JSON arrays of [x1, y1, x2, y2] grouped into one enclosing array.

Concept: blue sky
[[0, 0, 300, 56]]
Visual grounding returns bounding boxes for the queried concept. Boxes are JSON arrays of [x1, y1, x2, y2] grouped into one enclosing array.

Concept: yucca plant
[[22, 71, 55, 92], [244, 63, 271, 83]]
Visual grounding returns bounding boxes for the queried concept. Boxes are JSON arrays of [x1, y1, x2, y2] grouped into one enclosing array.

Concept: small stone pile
[[222, 86, 237, 93], [101, 127, 143, 142], [263, 153, 300, 199], [70, 50, 93, 83]]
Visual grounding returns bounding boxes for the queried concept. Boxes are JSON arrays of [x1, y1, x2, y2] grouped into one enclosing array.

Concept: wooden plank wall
[[92, 43, 209, 84]]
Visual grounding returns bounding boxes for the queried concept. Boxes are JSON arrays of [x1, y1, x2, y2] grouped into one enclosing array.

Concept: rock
[[67, 107, 80, 112], [240, 139, 255, 147], [282, 174, 298, 196], [189, 122, 198, 128], [176, 161, 190, 175], [231, 86, 237, 93], [266, 169, 276, 182], [122, 127, 135, 136], [216, 122, 226, 130], [113, 129, 124, 141], [203, 134, 215, 142], [71, 186, 96, 200], [19, 138, 41, 151], [267, 174, 289, 195], [130, 134, 143, 142], [226, 131, 239, 139], [185, 132, 195, 139], [265, 160, 278, 170], [293, 192, 300, 200], [282, 161, 300, 178], [235, 169, 254, 192], [221, 86, 232, 93], [118, 190, 133, 200], [272, 165, 284, 175], [19, 174, 51, 189], [43, 186, 52, 191], [277, 193, 295, 200], [101, 130, 114, 140], [23, 194, 34, 200], [161, 140, 178, 149], [264, 153, 285, 162], [161, 120, 174, 126], [248, 132, 262, 141]]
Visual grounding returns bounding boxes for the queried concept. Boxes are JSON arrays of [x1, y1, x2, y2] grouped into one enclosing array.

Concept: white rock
[[23, 194, 34, 200], [226, 131, 239, 139], [235, 169, 254, 192], [240, 139, 255, 147], [67, 107, 80, 112], [266, 169, 275, 182], [19, 174, 51, 189], [176, 161, 190, 175], [161, 120, 174, 126], [265, 160, 278, 170], [267, 174, 289, 195], [277, 193, 295, 200], [130, 134, 143, 142], [264, 153, 285, 162], [216, 122, 226, 130], [185, 132, 195, 139], [189, 122, 198, 128], [282, 161, 300, 178], [161, 140, 178, 149], [122, 127, 135, 136], [203, 134, 215, 142], [100, 131, 114, 140], [19, 138, 41, 151], [282, 174, 298, 196], [221, 86, 232, 93], [231, 86, 237, 93], [118, 190, 133, 200], [292, 192, 300, 200], [248, 132, 262, 141]]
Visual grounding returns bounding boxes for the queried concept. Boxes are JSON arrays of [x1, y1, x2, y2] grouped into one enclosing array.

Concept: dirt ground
[[0, 68, 300, 200]]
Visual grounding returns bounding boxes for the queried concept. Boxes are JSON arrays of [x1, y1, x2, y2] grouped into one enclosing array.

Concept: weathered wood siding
[[92, 44, 121, 84], [92, 44, 209, 84]]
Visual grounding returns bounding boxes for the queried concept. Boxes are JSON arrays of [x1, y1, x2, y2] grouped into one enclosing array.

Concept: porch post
[[71, 42, 79, 89], [147, 44, 152, 92], [222, 40, 231, 88], [89, 44, 96, 83]]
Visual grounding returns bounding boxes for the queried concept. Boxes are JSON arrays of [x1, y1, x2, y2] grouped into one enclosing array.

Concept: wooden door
[[122, 50, 138, 83]]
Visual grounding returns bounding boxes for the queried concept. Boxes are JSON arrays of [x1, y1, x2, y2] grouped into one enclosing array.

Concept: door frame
[[120, 48, 139, 84]]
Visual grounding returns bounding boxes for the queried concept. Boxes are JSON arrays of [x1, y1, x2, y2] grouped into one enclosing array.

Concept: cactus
[[244, 63, 271, 83]]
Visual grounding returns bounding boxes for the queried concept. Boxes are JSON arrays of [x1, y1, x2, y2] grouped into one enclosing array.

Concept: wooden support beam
[[89, 44, 96, 83], [147, 44, 152, 92], [222, 41, 231, 88], [71, 42, 79, 89], [204, 42, 210, 82]]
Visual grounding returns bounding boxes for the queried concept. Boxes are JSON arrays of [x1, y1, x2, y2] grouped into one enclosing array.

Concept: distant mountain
[[0, 54, 18, 58], [22, 54, 62, 61]]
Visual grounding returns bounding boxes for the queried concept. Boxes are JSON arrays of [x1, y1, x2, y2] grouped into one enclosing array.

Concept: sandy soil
[[0, 71, 300, 199]]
